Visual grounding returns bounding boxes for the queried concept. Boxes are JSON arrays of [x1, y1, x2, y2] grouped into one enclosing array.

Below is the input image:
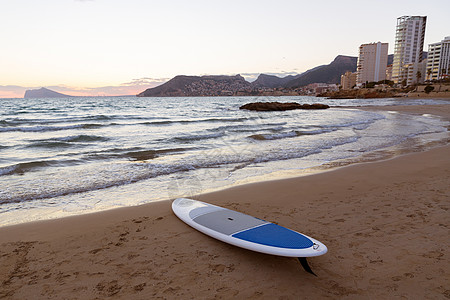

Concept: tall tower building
[[392, 16, 427, 85], [341, 71, 357, 90], [356, 42, 389, 85], [426, 36, 450, 81]]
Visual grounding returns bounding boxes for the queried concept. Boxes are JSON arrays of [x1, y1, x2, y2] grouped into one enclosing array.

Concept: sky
[[1, 0, 449, 98]]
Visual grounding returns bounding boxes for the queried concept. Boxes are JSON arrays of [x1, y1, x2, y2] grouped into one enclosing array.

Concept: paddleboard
[[172, 198, 327, 260]]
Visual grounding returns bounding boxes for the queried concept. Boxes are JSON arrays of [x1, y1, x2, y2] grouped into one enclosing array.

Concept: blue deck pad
[[232, 223, 314, 249]]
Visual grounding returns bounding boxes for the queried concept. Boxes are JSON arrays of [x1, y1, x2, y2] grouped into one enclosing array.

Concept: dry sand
[[0, 104, 449, 299]]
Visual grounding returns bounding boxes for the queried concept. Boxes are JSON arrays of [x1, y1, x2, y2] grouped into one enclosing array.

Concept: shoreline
[[1, 103, 448, 228], [1, 104, 449, 299]]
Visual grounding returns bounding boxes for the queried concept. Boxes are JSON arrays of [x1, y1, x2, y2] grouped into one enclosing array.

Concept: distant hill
[[137, 56, 356, 96], [254, 54, 398, 89], [252, 65, 325, 89], [251, 74, 301, 88], [283, 55, 357, 88], [137, 75, 251, 97], [24, 87, 72, 98], [137, 53, 416, 97]]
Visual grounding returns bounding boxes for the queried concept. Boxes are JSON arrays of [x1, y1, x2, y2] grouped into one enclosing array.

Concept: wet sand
[[0, 104, 449, 299]]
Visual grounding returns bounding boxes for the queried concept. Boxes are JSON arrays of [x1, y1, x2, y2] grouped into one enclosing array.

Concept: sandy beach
[[1, 104, 449, 299]]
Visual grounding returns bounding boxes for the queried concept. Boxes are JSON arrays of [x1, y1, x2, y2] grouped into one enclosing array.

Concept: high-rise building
[[426, 36, 450, 81], [386, 65, 393, 81], [356, 42, 388, 84], [402, 59, 427, 86], [392, 16, 427, 85], [341, 71, 357, 90]]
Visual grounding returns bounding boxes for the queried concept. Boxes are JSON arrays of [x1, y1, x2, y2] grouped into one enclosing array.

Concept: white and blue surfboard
[[172, 198, 327, 274]]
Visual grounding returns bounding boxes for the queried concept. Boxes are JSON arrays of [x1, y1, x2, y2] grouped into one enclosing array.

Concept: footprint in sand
[[134, 283, 146, 291], [95, 280, 122, 297]]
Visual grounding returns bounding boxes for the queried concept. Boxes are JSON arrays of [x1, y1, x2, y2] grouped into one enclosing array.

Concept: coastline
[[1, 104, 449, 299], [318, 88, 450, 100], [360, 102, 450, 118]]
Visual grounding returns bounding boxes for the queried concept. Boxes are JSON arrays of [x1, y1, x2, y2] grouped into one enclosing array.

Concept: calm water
[[0, 96, 448, 226]]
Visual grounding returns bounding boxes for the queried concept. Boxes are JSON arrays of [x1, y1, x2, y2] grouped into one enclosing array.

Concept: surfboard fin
[[298, 257, 317, 276]]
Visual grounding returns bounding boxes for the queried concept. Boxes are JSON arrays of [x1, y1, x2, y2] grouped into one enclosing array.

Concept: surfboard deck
[[172, 198, 327, 259]]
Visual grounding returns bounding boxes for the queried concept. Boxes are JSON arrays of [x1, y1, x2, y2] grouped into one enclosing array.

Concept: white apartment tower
[[426, 36, 450, 81], [356, 42, 388, 84], [392, 16, 427, 85]]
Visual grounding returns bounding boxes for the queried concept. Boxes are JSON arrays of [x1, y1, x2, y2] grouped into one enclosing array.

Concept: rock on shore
[[317, 89, 397, 99], [239, 102, 329, 111]]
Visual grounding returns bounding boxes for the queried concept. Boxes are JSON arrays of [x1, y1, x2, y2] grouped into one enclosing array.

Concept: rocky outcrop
[[317, 89, 398, 99], [239, 102, 329, 111], [137, 75, 251, 97], [24, 87, 72, 98], [298, 103, 330, 109]]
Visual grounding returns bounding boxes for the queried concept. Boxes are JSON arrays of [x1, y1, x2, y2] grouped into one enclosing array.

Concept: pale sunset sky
[[1, 0, 449, 98]]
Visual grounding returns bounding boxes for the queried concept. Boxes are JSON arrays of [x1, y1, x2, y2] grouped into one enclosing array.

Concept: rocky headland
[[137, 75, 252, 97], [24, 87, 72, 98]]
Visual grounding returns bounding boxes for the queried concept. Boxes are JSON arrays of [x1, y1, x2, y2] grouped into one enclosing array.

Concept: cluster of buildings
[[341, 16, 449, 89], [301, 83, 339, 95], [428, 36, 450, 81], [184, 78, 251, 96], [182, 78, 340, 96]]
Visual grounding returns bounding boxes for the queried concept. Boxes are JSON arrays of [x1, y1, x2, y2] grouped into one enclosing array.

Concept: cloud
[[240, 73, 261, 82], [267, 71, 300, 77], [0, 85, 31, 98], [0, 77, 169, 98], [240, 71, 300, 82], [121, 77, 170, 87]]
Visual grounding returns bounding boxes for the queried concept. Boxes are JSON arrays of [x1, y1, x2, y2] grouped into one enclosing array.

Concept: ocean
[[0, 96, 448, 226]]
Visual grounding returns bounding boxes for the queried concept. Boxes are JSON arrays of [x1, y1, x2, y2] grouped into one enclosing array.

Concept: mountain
[[251, 74, 301, 88], [24, 87, 72, 98], [138, 53, 414, 97], [251, 65, 327, 89], [137, 74, 251, 97], [137, 56, 356, 96], [254, 54, 402, 89], [283, 55, 357, 88]]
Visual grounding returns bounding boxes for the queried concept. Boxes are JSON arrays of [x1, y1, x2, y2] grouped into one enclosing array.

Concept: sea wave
[[124, 148, 187, 161], [56, 134, 109, 143], [0, 123, 109, 132], [140, 116, 253, 126], [209, 122, 287, 133], [173, 132, 225, 142], [324, 114, 386, 130], [22, 135, 109, 149], [80, 147, 191, 162], [0, 160, 57, 176], [0, 115, 114, 126], [0, 162, 197, 204], [248, 128, 334, 141], [2, 97, 447, 218], [0, 135, 361, 204], [25, 141, 76, 149]]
